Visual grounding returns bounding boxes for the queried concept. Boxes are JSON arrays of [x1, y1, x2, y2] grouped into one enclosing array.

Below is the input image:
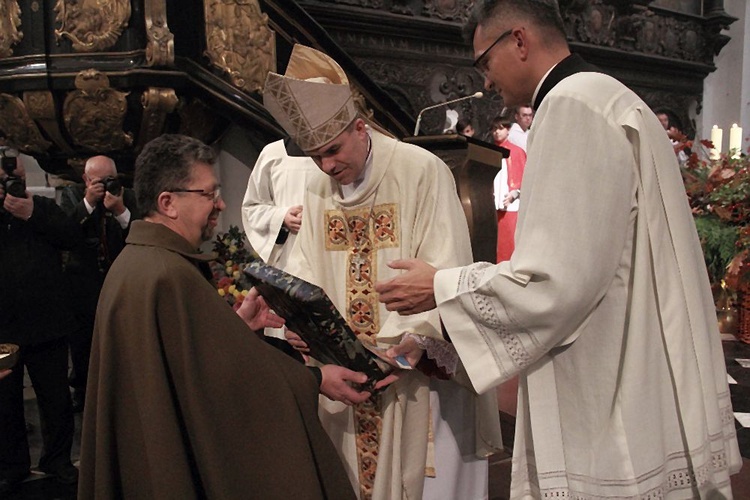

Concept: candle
[[729, 123, 743, 159], [710, 125, 723, 160]]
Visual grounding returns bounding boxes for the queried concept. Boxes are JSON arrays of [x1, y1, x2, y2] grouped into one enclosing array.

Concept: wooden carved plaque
[[204, 0, 276, 93], [54, 0, 131, 52]]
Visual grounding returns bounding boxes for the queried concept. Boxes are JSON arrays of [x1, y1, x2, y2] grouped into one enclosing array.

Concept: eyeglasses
[[167, 187, 222, 203], [472, 28, 514, 77]]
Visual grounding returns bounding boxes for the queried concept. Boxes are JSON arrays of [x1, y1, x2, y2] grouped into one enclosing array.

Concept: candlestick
[[710, 125, 723, 160], [729, 123, 743, 159]]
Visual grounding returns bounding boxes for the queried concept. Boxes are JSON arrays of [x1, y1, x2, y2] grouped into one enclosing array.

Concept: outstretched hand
[[235, 288, 285, 331], [368, 336, 426, 390], [319, 365, 372, 405], [284, 329, 310, 354], [375, 259, 438, 315]]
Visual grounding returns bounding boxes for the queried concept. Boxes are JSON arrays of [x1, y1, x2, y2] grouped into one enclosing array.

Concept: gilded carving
[[0, 93, 52, 154], [136, 87, 178, 151], [62, 69, 133, 151], [24, 91, 76, 154], [204, 0, 276, 94], [0, 0, 23, 58], [145, 0, 174, 66], [54, 0, 131, 52]]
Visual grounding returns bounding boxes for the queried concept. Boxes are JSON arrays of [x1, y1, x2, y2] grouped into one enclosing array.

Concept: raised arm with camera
[[59, 155, 140, 412], [0, 152, 82, 493]]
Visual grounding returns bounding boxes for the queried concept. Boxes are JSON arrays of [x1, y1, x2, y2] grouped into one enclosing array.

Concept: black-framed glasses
[[472, 28, 514, 77], [167, 187, 222, 203]]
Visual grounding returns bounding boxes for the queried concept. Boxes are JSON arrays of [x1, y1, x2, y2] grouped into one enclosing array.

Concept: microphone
[[413, 91, 484, 136]]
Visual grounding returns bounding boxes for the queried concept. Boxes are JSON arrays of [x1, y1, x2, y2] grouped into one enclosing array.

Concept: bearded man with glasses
[[78, 134, 364, 499], [377, 0, 741, 498]]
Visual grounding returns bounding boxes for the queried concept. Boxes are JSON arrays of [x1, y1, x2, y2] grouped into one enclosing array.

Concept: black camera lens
[[102, 176, 122, 195], [1, 155, 17, 173], [5, 177, 26, 198]]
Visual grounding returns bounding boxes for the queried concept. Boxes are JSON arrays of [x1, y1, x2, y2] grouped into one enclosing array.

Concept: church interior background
[[1, 0, 750, 497]]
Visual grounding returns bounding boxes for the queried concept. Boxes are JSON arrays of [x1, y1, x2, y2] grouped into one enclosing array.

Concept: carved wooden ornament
[[204, 0, 276, 93], [0, 0, 23, 58], [62, 69, 133, 152], [145, 0, 174, 66], [0, 93, 52, 153], [54, 0, 131, 52]]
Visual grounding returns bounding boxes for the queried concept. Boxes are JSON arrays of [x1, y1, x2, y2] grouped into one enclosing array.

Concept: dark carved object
[[299, 0, 737, 140]]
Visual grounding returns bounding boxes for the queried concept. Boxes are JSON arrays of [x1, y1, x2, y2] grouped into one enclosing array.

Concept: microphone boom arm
[[413, 91, 483, 136]]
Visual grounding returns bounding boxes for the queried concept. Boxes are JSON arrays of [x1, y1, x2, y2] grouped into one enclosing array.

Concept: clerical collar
[[532, 54, 600, 110], [341, 129, 373, 198], [532, 64, 557, 108]]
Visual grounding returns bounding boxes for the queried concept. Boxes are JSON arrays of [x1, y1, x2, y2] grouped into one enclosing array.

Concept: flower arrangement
[[680, 136, 750, 339], [210, 225, 257, 309], [681, 139, 750, 291]]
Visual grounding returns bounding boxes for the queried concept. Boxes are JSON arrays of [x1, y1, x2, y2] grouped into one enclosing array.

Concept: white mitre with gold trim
[[263, 44, 358, 152]]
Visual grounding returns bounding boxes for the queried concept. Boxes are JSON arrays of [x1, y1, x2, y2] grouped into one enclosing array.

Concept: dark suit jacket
[[0, 196, 80, 345], [60, 183, 140, 313]]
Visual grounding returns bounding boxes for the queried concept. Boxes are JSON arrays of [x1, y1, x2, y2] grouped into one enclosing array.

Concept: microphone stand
[[413, 92, 483, 136]]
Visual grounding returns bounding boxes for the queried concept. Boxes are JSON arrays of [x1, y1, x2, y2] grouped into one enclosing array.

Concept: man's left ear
[[355, 118, 367, 135], [514, 27, 529, 60], [156, 191, 179, 219]]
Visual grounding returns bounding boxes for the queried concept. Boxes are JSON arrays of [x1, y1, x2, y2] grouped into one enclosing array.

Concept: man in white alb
[[376, 1, 741, 498]]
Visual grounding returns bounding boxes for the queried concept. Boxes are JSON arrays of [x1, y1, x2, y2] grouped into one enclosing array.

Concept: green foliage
[[681, 141, 750, 291], [694, 215, 739, 285]]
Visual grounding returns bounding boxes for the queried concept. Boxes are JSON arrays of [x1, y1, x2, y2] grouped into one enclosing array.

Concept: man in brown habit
[[78, 134, 365, 499]]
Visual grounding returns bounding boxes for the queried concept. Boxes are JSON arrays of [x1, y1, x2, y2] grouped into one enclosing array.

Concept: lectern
[[404, 135, 509, 264]]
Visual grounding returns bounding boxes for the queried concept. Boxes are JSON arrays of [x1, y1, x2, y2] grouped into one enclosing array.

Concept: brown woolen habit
[[78, 221, 355, 499]]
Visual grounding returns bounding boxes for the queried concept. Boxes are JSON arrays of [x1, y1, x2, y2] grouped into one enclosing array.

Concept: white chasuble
[[288, 130, 503, 500], [435, 72, 741, 498]]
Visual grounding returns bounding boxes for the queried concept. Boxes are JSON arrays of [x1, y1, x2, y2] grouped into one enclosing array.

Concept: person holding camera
[[0, 152, 81, 493], [60, 155, 139, 413]]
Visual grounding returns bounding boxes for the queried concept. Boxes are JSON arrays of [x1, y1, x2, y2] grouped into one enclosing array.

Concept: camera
[[0, 147, 26, 198], [101, 176, 122, 195]]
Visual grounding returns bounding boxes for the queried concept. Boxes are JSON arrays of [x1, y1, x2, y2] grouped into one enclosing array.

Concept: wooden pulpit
[[404, 135, 509, 264]]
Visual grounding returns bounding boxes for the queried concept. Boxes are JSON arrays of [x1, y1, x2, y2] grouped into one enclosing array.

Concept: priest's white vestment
[[435, 71, 741, 498], [288, 130, 503, 500], [241, 139, 319, 268]]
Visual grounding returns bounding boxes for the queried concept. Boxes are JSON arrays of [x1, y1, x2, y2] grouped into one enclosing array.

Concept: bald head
[[84, 155, 117, 180]]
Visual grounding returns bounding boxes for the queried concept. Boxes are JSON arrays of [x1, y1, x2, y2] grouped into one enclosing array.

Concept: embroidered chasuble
[[287, 130, 503, 500], [434, 60, 741, 498]]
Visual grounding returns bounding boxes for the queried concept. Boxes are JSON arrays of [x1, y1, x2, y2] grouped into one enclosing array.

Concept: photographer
[[60, 155, 139, 412], [0, 152, 80, 493]]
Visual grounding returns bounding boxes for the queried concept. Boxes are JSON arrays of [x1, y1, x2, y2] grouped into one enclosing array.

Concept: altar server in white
[[241, 139, 318, 270], [376, 1, 742, 498]]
